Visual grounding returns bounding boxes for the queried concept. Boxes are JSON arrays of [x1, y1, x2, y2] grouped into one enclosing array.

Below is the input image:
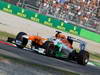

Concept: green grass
[[0, 31, 15, 41], [90, 53, 100, 61], [91, 61, 100, 66]]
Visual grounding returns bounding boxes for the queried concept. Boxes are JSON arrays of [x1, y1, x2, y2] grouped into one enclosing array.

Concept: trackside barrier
[[0, 1, 100, 43]]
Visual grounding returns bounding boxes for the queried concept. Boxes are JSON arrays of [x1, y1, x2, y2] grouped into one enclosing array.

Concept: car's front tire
[[15, 32, 28, 49]]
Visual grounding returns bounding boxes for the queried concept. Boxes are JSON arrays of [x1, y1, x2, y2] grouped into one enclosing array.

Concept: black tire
[[77, 50, 89, 65], [16, 32, 27, 40], [15, 32, 28, 49], [43, 41, 55, 56]]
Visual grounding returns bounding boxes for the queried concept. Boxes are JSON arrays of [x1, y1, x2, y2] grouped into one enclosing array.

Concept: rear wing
[[67, 36, 86, 51]]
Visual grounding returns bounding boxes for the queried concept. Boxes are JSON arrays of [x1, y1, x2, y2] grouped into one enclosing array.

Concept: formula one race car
[[7, 31, 89, 65]]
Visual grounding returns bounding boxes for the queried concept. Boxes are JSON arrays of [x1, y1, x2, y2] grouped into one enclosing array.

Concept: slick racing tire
[[15, 32, 28, 49], [43, 41, 55, 56], [77, 50, 89, 65]]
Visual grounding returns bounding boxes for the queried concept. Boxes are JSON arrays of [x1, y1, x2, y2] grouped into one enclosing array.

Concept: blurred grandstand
[[2, 0, 100, 33]]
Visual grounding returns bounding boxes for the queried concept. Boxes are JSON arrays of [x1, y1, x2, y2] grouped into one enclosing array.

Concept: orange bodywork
[[28, 34, 73, 48], [28, 35, 47, 45]]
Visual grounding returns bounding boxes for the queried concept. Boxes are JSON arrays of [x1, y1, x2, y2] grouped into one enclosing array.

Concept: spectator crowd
[[39, 0, 100, 30], [2, 0, 100, 32]]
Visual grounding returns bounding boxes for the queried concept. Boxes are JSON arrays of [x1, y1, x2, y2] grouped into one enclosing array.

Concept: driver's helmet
[[56, 34, 66, 39]]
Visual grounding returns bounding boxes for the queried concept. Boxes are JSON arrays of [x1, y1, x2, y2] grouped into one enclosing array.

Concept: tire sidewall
[[77, 50, 89, 65], [15, 32, 27, 49]]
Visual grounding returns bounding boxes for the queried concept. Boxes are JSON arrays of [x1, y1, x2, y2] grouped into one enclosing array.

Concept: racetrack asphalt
[[0, 43, 100, 75]]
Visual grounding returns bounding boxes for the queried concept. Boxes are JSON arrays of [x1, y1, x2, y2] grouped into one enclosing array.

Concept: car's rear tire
[[77, 50, 89, 65], [43, 41, 55, 56], [15, 32, 28, 49]]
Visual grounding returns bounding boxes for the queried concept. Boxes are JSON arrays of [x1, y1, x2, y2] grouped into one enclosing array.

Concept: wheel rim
[[85, 58, 89, 63], [15, 40, 22, 45]]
